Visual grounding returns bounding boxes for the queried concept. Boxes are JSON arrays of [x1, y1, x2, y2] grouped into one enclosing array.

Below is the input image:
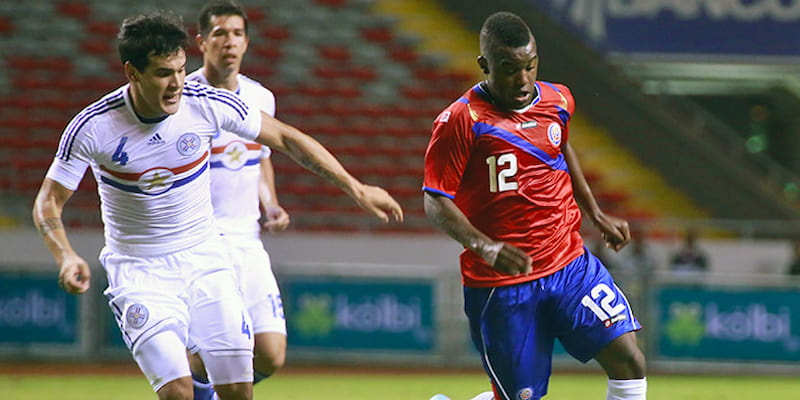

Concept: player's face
[[484, 38, 538, 111], [127, 49, 186, 118], [198, 14, 249, 74]]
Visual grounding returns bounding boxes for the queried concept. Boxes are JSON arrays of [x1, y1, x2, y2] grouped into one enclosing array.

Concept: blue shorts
[[464, 248, 641, 400]]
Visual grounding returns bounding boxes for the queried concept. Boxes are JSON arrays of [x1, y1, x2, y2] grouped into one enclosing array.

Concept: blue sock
[[192, 373, 215, 400]]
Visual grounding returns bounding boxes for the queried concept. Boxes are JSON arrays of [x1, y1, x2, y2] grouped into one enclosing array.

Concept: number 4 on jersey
[[112, 137, 129, 165]]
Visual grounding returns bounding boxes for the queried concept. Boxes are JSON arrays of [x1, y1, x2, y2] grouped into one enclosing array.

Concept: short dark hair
[[118, 11, 189, 71], [480, 11, 532, 54], [197, 0, 249, 38]]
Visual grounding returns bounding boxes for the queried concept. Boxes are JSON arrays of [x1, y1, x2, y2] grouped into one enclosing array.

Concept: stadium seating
[[0, 0, 640, 233]]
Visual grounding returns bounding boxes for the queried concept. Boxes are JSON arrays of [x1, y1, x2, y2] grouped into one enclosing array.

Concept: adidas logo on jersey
[[147, 133, 165, 145]]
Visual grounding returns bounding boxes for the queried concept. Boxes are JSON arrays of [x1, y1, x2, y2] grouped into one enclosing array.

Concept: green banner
[[283, 277, 435, 351], [0, 272, 79, 344], [657, 286, 800, 362]]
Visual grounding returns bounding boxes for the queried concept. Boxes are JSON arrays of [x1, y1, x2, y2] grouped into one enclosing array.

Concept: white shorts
[[100, 234, 254, 391], [225, 235, 286, 336]]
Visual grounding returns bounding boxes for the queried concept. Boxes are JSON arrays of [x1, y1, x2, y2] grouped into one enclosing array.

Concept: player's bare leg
[[212, 382, 252, 400], [156, 377, 193, 400], [253, 332, 286, 379], [594, 332, 647, 400]]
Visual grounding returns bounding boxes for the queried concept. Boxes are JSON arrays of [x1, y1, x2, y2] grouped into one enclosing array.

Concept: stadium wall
[[1, 229, 799, 375]]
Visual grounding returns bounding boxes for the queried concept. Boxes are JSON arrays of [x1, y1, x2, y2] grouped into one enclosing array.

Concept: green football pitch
[[1, 367, 798, 399]]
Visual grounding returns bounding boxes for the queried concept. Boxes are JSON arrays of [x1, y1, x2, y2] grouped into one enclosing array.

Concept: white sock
[[469, 391, 495, 400], [607, 378, 647, 400]]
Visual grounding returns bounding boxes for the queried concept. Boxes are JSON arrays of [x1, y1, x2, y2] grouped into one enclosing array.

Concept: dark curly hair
[[117, 11, 189, 71], [480, 11, 533, 55], [197, 0, 249, 38]]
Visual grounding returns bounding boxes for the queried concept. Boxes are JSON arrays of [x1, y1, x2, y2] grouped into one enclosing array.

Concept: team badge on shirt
[[177, 133, 201, 156], [139, 168, 175, 195], [126, 304, 149, 329], [547, 122, 562, 147], [219, 141, 249, 171]]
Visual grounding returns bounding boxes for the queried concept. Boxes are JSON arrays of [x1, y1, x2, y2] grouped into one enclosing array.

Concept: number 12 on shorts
[[581, 283, 627, 327]]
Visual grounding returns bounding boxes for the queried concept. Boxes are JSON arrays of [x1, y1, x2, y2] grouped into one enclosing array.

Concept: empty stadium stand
[[0, 0, 687, 234]]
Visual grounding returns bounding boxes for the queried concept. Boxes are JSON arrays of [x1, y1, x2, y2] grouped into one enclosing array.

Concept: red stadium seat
[[55, 2, 92, 19], [0, 16, 12, 35], [318, 45, 350, 62], [314, 0, 348, 7], [85, 21, 119, 37], [260, 26, 291, 41], [361, 26, 393, 43]]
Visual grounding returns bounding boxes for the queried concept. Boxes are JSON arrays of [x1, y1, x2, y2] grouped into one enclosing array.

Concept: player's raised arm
[[253, 110, 403, 223], [32, 178, 91, 294]]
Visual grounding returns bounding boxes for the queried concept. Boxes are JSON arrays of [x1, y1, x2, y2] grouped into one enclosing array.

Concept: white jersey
[[186, 69, 276, 238], [46, 81, 262, 256]]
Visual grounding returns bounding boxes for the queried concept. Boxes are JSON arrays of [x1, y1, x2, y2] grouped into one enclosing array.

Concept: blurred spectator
[[618, 230, 657, 278], [744, 103, 770, 155], [787, 239, 800, 276], [669, 228, 709, 274], [590, 238, 619, 273]]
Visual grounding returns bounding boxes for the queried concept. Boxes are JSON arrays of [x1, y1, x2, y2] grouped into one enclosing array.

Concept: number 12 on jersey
[[486, 153, 518, 193]]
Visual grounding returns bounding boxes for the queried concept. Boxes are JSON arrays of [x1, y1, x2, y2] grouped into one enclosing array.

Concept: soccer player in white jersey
[[32, 11, 402, 400], [185, 2, 289, 398]]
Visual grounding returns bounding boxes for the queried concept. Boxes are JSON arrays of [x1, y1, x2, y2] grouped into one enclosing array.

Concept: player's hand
[[262, 204, 290, 232], [58, 254, 91, 295], [354, 184, 404, 223], [481, 241, 532, 276], [594, 212, 631, 252]]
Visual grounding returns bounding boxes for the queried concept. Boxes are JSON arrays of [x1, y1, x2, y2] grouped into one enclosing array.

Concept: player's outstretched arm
[[254, 111, 403, 223], [563, 142, 630, 251], [424, 192, 531, 275], [258, 157, 290, 232], [32, 178, 91, 294]]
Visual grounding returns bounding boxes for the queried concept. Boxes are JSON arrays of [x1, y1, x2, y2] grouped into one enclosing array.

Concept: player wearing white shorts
[[185, 2, 290, 397], [32, 11, 403, 400]]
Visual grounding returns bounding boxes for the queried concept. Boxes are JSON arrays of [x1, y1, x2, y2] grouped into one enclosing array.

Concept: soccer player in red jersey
[[423, 11, 646, 400]]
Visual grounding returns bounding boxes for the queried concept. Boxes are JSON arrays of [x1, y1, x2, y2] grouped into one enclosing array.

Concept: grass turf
[[1, 370, 798, 399]]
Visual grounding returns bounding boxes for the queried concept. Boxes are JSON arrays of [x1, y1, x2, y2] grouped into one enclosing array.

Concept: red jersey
[[423, 81, 584, 287]]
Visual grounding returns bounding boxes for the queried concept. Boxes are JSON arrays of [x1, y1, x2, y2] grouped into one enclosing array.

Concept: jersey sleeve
[[553, 83, 576, 144], [46, 116, 95, 191], [422, 103, 475, 199], [207, 86, 262, 142]]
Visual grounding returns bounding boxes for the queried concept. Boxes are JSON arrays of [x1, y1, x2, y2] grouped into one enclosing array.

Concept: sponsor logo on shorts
[[517, 387, 533, 400], [604, 313, 628, 328], [126, 304, 149, 329]]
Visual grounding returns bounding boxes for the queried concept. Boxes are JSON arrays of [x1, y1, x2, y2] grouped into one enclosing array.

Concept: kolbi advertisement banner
[[0, 272, 79, 345], [283, 277, 435, 352], [656, 286, 800, 362]]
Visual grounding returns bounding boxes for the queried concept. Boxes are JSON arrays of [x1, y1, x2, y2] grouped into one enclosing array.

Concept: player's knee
[[254, 349, 285, 375], [214, 382, 253, 400], [596, 333, 647, 379], [157, 378, 194, 400], [253, 333, 286, 375]]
